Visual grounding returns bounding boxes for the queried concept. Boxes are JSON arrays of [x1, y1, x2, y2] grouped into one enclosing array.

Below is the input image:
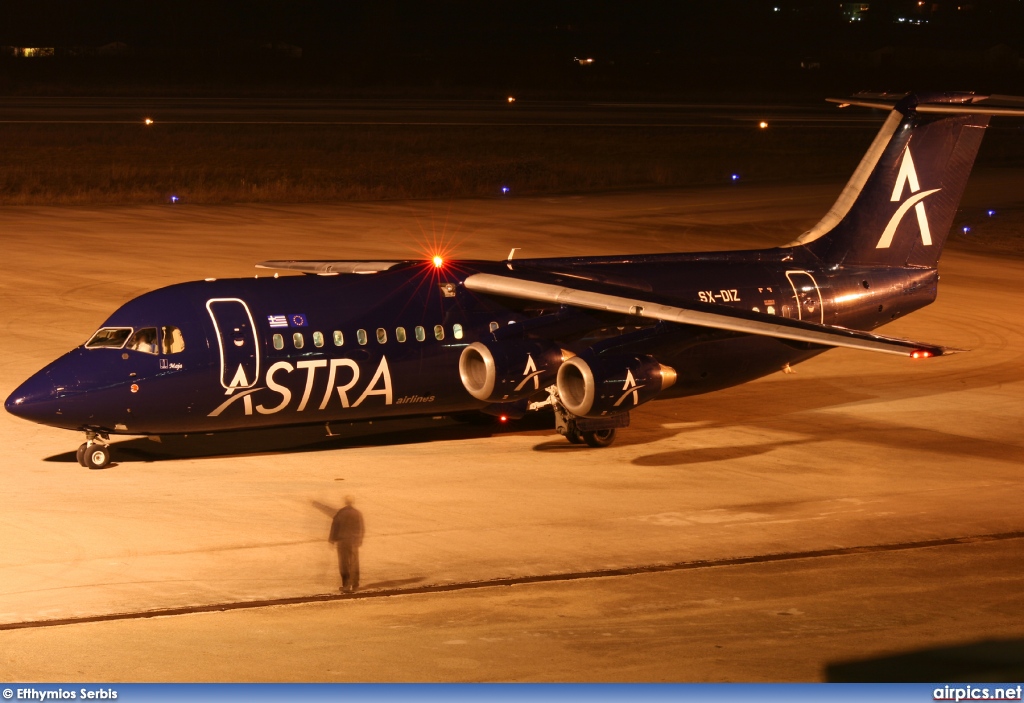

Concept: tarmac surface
[[1, 176, 1022, 681]]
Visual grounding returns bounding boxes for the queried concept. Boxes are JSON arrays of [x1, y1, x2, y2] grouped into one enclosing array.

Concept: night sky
[[2, 1, 1024, 94]]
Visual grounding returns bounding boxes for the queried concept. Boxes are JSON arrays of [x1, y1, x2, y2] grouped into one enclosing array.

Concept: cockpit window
[[161, 326, 186, 354], [85, 327, 133, 349], [127, 327, 159, 354]]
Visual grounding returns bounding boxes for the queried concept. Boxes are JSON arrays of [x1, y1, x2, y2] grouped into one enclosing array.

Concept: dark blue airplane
[[7, 92, 1024, 469]]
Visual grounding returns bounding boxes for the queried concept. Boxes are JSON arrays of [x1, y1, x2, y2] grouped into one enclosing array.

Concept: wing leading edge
[[463, 272, 961, 358]]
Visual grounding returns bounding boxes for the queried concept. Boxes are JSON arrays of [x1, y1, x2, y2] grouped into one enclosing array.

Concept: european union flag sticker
[[289, 314, 308, 327]]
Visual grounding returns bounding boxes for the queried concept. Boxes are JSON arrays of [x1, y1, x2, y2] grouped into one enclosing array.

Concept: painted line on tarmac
[[0, 120, 873, 128], [2, 530, 1021, 631]]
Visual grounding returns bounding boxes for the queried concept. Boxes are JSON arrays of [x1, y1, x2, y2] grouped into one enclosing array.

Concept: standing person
[[329, 496, 365, 593]]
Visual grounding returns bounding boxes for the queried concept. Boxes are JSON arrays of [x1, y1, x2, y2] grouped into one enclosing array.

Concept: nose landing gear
[[77, 431, 111, 470]]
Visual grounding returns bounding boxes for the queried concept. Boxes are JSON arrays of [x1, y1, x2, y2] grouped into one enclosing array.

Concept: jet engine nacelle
[[556, 353, 677, 418], [459, 340, 566, 402]]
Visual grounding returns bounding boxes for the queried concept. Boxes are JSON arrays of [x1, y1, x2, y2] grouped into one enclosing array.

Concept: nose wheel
[[77, 432, 112, 470]]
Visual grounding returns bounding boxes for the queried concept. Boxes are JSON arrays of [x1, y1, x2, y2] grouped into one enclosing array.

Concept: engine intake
[[459, 340, 566, 402], [556, 353, 677, 418]]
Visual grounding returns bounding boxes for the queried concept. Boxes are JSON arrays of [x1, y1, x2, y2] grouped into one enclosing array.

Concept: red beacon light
[[910, 350, 933, 359]]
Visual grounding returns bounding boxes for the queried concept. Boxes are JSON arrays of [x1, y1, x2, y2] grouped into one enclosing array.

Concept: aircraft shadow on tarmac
[[629, 439, 814, 467], [825, 637, 1024, 681]]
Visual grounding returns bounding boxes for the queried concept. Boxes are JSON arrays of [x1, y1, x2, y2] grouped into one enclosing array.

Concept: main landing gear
[[563, 425, 617, 448], [77, 431, 112, 470], [539, 386, 626, 448]]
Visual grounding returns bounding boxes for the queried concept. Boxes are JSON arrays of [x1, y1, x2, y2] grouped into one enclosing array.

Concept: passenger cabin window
[[415, 326, 426, 342], [434, 325, 444, 341], [85, 327, 132, 349], [127, 327, 159, 354], [376, 328, 387, 344], [273, 334, 284, 350], [293, 332, 305, 349], [313, 331, 324, 348], [160, 326, 186, 354], [356, 329, 368, 345], [333, 331, 344, 346], [453, 323, 464, 340], [396, 327, 407, 343]]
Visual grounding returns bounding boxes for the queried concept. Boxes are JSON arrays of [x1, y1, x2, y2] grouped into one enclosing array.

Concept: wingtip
[[913, 346, 970, 358]]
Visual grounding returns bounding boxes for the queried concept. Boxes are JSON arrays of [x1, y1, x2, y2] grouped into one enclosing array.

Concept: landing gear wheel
[[565, 428, 584, 444], [85, 444, 111, 470], [582, 428, 616, 448], [76, 443, 89, 467]]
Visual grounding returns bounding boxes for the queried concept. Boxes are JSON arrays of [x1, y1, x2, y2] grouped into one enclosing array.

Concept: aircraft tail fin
[[787, 92, 1024, 268]]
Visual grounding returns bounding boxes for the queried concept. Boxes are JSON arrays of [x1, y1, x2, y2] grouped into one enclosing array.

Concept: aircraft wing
[[257, 260, 407, 274], [463, 272, 961, 358]]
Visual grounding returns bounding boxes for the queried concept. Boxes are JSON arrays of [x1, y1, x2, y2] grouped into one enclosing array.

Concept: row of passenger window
[[272, 323, 470, 351]]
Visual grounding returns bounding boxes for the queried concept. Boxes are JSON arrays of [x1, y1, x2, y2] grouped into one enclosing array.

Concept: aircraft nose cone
[[5, 358, 80, 425], [5, 372, 57, 421]]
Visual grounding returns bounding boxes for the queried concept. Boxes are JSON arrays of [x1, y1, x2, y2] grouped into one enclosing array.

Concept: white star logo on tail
[[876, 147, 941, 249]]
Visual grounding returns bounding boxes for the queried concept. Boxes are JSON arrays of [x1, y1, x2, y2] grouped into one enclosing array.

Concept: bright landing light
[[143, 118, 154, 126], [432, 255, 444, 268]]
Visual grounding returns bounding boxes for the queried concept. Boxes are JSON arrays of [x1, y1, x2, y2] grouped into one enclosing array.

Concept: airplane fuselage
[[8, 251, 939, 437]]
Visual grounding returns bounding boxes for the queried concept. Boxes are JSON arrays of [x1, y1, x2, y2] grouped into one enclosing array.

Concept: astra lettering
[[208, 356, 394, 417]]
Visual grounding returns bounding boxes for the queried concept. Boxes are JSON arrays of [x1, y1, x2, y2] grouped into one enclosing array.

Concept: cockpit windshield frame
[[85, 327, 134, 350]]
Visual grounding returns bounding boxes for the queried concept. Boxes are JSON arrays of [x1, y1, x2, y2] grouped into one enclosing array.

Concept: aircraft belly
[[650, 335, 825, 401]]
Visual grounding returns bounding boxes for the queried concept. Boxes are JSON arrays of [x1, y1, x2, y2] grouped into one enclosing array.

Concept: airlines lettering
[[209, 356, 402, 417]]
